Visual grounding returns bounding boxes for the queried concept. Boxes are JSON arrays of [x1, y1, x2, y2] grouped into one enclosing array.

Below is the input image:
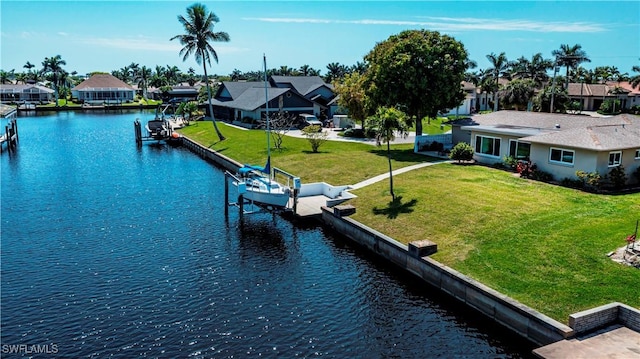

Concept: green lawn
[[179, 121, 640, 323], [178, 121, 434, 184], [348, 163, 640, 322]]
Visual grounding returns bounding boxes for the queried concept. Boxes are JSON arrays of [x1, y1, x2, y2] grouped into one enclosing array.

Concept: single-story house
[[211, 79, 319, 122], [0, 84, 54, 103], [453, 111, 640, 184], [567, 81, 640, 111], [72, 74, 135, 104]]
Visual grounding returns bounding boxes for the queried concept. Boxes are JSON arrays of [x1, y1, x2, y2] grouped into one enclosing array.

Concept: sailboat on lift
[[237, 55, 291, 208]]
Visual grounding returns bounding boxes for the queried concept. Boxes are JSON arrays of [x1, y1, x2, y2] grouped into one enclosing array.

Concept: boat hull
[[243, 188, 290, 208]]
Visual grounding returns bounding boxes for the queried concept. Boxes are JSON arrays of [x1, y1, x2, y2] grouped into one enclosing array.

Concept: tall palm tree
[[136, 66, 152, 99], [171, 2, 230, 141], [42, 55, 67, 105], [552, 44, 590, 89], [325, 62, 347, 83], [486, 52, 511, 111], [23, 61, 35, 81], [0, 69, 15, 84], [365, 107, 408, 200], [511, 53, 552, 88]]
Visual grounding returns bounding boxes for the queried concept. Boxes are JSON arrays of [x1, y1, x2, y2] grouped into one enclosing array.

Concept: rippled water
[[1, 111, 535, 358]]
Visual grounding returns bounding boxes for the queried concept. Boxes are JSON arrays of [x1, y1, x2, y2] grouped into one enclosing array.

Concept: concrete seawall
[[320, 206, 574, 346], [181, 136, 242, 172]]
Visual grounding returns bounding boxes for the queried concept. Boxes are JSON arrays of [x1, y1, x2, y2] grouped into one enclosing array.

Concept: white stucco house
[[72, 74, 135, 104], [452, 111, 640, 185]]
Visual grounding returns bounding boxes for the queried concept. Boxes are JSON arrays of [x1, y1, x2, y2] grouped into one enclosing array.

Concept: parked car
[[297, 113, 323, 131]]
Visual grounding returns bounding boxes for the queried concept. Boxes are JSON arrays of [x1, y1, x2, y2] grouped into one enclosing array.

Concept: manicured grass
[[348, 163, 640, 322], [178, 121, 434, 184], [178, 120, 640, 322]]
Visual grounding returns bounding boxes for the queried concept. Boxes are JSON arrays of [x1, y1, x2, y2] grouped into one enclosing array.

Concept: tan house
[[567, 81, 639, 111], [0, 84, 54, 104], [72, 74, 135, 104], [454, 111, 640, 185]]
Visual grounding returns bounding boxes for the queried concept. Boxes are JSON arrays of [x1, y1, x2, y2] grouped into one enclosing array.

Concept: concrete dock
[[533, 325, 640, 358]]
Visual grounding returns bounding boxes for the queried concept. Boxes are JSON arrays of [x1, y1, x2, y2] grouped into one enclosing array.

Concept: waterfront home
[[442, 81, 477, 116], [72, 74, 135, 104], [0, 84, 54, 104], [211, 76, 337, 122], [452, 111, 640, 184]]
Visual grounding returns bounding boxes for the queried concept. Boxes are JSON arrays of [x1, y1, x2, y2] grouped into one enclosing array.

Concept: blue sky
[[1, 1, 639, 77]]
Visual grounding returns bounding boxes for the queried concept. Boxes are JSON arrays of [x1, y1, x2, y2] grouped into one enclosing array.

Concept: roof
[[462, 110, 640, 151], [72, 74, 134, 91], [270, 76, 331, 96], [213, 82, 290, 111], [0, 104, 17, 117], [0, 84, 54, 94], [522, 124, 640, 151], [567, 82, 631, 97]]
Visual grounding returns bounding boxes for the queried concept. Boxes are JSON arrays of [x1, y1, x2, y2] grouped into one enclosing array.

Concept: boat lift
[[224, 167, 300, 217]]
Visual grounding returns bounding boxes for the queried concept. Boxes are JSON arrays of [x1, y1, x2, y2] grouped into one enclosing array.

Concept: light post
[[549, 57, 559, 113]]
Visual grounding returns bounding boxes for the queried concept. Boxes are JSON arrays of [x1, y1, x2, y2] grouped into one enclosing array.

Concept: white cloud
[[58, 32, 69, 37], [244, 16, 607, 33]]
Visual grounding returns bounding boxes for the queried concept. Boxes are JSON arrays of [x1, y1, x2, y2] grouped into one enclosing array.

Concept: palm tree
[[42, 55, 67, 105], [499, 79, 535, 111], [325, 62, 348, 83], [171, 2, 230, 141], [365, 107, 408, 200], [136, 66, 152, 100], [630, 62, 640, 90], [350, 61, 367, 75], [551, 44, 590, 89], [511, 53, 552, 88], [165, 65, 182, 85], [486, 52, 511, 111]]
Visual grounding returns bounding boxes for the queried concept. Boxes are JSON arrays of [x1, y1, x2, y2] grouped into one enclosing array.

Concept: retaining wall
[[181, 136, 242, 172], [321, 206, 574, 346], [569, 302, 640, 334]]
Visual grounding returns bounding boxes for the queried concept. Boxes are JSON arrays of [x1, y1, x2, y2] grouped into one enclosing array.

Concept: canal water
[[1, 111, 535, 358]]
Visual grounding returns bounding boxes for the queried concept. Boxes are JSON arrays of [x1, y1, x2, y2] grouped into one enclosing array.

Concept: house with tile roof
[[0, 84, 54, 104], [454, 111, 640, 184], [211, 79, 321, 123], [567, 81, 640, 112], [71, 74, 135, 104]]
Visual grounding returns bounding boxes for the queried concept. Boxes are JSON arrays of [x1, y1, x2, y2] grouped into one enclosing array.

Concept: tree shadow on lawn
[[372, 196, 418, 219], [368, 148, 436, 163]]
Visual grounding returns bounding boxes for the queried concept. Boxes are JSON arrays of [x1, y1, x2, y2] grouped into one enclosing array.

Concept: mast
[[263, 54, 271, 185]]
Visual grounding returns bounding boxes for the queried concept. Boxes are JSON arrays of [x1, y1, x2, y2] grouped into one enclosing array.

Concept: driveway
[[285, 128, 417, 145]]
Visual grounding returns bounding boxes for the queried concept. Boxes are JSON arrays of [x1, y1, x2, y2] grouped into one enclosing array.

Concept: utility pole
[[550, 57, 559, 114]]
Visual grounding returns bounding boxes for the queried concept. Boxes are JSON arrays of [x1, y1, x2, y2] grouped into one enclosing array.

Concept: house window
[[549, 148, 574, 165], [635, 149, 640, 159], [509, 140, 531, 159], [608, 151, 622, 167], [475, 135, 501, 157]]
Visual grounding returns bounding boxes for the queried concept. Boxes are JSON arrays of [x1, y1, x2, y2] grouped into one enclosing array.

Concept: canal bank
[[178, 133, 640, 353]]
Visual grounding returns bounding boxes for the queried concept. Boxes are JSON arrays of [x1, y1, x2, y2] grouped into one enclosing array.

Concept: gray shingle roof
[[465, 111, 640, 151], [212, 86, 290, 111], [271, 76, 329, 96]]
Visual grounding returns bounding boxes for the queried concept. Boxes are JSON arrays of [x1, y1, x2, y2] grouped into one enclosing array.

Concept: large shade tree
[[171, 2, 230, 141], [364, 30, 468, 136], [365, 107, 409, 200]]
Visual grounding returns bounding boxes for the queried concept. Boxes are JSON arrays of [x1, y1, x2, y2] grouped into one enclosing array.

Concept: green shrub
[[576, 170, 601, 191], [503, 155, 518, 170], [301, 125, 328, 153], [449, 142, 474, 163], [607, 165, 627, 189]]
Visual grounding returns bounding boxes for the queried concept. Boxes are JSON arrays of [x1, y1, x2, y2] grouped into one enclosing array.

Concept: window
[[475, 135, 501, 157], [509, 140, 531, 159], [608, 151, 622, 167], [635, 149, 640, 159], [549, 148, 574, 165]]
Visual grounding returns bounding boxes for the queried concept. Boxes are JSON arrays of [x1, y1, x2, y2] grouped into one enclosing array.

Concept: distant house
[[452, 111, 640, 184], [0, 84, 54, 103], [147, 82, 201, 102], [211, 76, 335, 122], [72, 74, 135, 104], [567, 81, 639, 111], [442, 81, 477, 116]]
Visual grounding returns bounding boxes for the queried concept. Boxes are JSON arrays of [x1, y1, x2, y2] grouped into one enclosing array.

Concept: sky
[[1, 0, 639, 78]]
